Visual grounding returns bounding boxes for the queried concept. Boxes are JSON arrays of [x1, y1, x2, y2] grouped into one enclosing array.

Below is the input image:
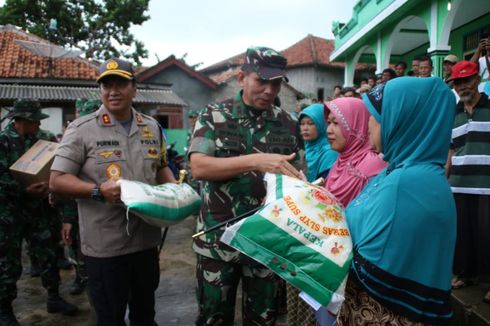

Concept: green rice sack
[[220, 173, 352, 313], [118, 179, 201, 227]]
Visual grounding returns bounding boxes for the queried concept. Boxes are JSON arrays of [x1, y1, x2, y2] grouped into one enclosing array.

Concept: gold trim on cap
[[96, 69, 133, 82]]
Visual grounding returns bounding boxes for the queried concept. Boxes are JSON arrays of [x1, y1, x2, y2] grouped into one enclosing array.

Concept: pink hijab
[[325, 97, 386, 207]]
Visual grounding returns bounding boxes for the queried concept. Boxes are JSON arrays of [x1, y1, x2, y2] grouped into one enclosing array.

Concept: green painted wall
[[449, 12, 490, 60], [334, 0, 490, 82], [334, 0, 396, 49], [165, 129, 189, 155]]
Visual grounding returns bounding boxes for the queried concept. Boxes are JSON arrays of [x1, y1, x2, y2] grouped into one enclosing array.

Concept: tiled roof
[[200, 53, 246, 74], [137, 55, 218, 89], [201, 35, 344, 74], [282, 34, 344, 68], [0, 84, 186, 106], [209, 67, 241, 84], [201, 34, 377, 74], [0, 24, 98, 80], [208, 67, 303, 98]]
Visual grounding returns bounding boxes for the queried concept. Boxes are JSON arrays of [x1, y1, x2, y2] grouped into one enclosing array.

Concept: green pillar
[[428, 50, 449, 78]]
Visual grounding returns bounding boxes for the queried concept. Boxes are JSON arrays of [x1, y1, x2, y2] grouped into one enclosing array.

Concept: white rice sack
[[118, 179, 201, 227], [221, 173, 352, 313]]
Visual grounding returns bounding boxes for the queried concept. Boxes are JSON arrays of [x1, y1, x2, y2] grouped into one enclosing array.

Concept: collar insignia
[[102, 114, 111, 125]]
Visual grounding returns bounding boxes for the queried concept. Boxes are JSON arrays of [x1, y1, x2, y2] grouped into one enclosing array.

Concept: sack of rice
[[220, 173, 352, 313], [118, 179, 201, 227]]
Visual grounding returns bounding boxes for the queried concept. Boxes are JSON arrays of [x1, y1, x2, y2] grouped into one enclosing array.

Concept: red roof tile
[[201, 34, 377, 74], [209, 67, 241, 84], [0, 24, 98, 80], [282, 34, 344, 68], [200, 52, 246, 74]]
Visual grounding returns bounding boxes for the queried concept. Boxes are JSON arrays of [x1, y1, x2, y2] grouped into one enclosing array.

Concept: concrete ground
[[11, 216, 490, 325]]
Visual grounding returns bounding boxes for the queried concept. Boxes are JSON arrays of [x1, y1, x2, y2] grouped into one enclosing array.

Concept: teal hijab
[[299, 104, 338, 182], [346, 77, 457, 324]]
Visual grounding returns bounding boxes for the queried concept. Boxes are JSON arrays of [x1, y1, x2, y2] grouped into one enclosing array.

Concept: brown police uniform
[[51, 105, 166, 258]]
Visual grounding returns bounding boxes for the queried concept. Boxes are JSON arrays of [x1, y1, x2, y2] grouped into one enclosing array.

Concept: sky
[[131, 0, 358, 68], [0, 0, 359, 68]]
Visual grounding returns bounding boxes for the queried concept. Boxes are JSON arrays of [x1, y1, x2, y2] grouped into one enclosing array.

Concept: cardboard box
[[9, 140, 59, 185]]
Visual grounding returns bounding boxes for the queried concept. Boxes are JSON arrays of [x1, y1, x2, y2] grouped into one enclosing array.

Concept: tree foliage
[[0, 0, 150, 64]]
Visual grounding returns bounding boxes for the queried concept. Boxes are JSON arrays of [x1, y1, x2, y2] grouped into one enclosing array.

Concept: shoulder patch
[[70, 113, 97, 128]]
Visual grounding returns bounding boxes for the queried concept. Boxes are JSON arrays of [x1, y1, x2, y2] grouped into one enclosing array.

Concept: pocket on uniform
[[140, 144, 162, 183], [267, 134, 296, 155], [94, 148, 126, 180]]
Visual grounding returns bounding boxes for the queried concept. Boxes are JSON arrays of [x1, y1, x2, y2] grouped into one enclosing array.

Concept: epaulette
[[69, 112, 97, 128], [137, 111, 159, 127]]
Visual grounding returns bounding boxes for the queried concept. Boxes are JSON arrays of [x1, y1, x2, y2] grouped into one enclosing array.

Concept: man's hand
[[25, 181, 49, 198], [479, 38, 489, 52], [252, 153, 301, 179], [100, 179, 121, 203], [61, 223, 73, 245]]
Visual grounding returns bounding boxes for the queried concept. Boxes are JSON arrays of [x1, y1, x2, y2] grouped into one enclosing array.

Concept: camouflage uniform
[[186, 109, 200, 193], [0, 122, 61, 306], [57, 98, 101, 292], [189, 91, 300, 325]]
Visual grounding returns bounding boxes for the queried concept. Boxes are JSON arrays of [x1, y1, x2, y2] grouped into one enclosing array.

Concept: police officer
[[189, 47, 302, 325], [0, 99, 78, 325], [50, 58, 176, 325]]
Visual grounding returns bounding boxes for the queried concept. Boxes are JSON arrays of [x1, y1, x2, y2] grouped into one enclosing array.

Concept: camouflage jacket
[[189, 91, 301, 261], [0, 122, 56, 219]]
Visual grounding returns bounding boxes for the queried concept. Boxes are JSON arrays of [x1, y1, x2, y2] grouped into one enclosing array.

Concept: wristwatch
[[91, 183, 104, 201]]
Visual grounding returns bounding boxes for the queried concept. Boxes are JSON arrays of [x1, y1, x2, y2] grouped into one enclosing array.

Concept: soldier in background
[[59, 98, 101, 295], [189, 47, 302, 325], [186, 109, 200, 193], [0, 99, 78, 325]]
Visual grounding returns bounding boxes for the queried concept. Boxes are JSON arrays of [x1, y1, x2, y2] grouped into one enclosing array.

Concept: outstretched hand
[[252, 153, 301, 179]]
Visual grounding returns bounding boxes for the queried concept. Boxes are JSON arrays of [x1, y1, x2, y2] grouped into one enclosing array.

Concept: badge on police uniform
[[147, 147, 158, 159], [105, 163, 121, 179], [98, 150, 113, 159], [135, 113, 144, 124], [141, 126, 155, 138], [102, 114, 111, 125]]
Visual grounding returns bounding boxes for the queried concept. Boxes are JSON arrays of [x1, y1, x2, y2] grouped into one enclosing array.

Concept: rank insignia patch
[[102, 114, 111, 125], [105, 163, 121, 179], [147, 147, 158, 158], [98, 151, 113, 159]]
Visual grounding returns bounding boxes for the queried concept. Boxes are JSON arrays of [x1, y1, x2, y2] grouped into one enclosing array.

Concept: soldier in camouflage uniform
[[0, 99, 77, 325], [189, 47, 302, 325], [59, 98, 101, 295], [27, 120, 62, 278], [186, 109, 200, 193]]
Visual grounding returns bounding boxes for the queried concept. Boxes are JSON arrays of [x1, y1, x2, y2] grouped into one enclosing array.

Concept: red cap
[[446, 61, 478, 82]]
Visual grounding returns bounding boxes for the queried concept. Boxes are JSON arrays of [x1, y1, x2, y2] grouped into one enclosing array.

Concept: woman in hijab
[[287, 103, 338, 326], [337, 77, 457, 325], [314, 97, 386, 326], [299, 103, 338, 182], [325, 97, 386, 207]]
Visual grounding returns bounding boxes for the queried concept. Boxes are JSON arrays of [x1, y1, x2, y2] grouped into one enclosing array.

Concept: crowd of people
[[0, 38, 488, 326]]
